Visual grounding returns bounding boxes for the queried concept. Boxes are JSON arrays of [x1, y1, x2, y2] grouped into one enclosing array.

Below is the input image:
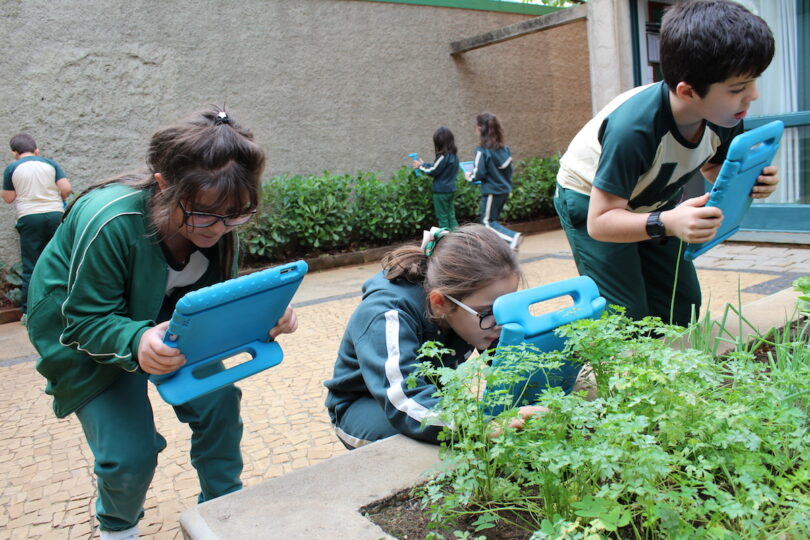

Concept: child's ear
[[675, 81, 699, 102], [154, 173, 168, 192], [427, 290, 448, 316]]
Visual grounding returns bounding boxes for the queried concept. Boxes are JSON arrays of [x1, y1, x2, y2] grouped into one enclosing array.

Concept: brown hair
[[476, 112, 504, 149], [383, 224, 521, 321], [67, 106, 266, 279]]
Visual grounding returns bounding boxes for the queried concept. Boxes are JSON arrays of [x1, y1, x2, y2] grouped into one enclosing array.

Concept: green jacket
[[27, 183, 237, 418]]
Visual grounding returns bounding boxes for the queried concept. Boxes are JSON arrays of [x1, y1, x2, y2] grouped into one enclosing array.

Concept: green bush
[[0, 261, 23, 306], [239, 154, 561, 264]]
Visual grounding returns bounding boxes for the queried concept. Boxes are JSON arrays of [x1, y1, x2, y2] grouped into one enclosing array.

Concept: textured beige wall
[[0, 0, 591, 261]]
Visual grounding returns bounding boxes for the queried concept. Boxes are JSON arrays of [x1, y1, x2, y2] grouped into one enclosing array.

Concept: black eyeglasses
[[445, 295, 498, 330], [178, 201, 256, 228]]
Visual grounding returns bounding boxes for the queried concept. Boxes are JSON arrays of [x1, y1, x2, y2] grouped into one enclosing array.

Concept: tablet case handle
[[486, 277, 606, 415], [156, 340, 283, 406]]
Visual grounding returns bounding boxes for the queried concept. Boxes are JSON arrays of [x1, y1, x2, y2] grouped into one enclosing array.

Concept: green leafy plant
[[0, 261, 23, 307], [413, 310, 810, 539], [794, 276, 810, 316]]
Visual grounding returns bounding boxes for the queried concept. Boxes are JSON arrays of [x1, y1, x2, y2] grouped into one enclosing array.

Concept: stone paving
[[1, 229, 809, 539]]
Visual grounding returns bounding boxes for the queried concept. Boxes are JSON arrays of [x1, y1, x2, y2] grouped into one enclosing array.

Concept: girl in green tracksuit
[[467, 113, 521, 250], [413, 126, 460, 230], [325, 224, 541, 450], [26, 107, 298, 540]]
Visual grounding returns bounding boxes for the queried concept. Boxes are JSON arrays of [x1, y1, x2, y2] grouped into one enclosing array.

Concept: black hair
[[433, 126, 457, 156], [9, 134, 37, 154], [660, 0, 774, 97]]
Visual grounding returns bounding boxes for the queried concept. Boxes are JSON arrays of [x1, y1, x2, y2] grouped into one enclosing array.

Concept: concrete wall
[[0, 0, 591, 261]]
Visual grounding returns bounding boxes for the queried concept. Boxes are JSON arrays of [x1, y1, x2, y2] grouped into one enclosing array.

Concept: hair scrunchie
[[420, 227, 450, 257], [214, 110, 231, 125]]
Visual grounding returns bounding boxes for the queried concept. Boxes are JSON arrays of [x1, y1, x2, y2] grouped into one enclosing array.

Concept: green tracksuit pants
[[15, 211, 62, 313], [554, 185, 701, 327], [432, 192, 458, 230], [75, 370, 243, 532]]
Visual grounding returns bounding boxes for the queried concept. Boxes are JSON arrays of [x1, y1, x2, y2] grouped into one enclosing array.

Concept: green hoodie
[[27, 183, 235, 418]]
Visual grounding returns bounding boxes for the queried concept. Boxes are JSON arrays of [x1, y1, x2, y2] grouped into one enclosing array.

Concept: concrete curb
[[180, 435, 440, 539]]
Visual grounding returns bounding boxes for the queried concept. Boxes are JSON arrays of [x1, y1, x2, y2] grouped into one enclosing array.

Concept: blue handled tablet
[[460, 161, 480, 184], [151, 260, 307, 405], [486, 276, 605, 415], [684, 120, 784, 261], [408, 153, 421, 176]]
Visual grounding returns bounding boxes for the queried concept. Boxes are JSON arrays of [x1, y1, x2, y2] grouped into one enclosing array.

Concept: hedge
[[239, 154, 560, 264]]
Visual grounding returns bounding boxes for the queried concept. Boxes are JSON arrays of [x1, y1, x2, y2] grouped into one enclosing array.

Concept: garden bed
[[365, 317, 809, 540], [180, 286, 807, 540]]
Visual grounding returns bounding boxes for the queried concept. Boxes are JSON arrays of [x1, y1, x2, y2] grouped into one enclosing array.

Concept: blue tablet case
[[408, 153, 421, 176], [684, 120, 784, 261], [486, 276, 606, 415], [460, 161, 480, 184], [151, 260, 308, 405]]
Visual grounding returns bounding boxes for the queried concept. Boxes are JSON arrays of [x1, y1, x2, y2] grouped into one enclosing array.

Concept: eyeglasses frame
[[178, 201, 256, 228], [444, 295, 498, 330]]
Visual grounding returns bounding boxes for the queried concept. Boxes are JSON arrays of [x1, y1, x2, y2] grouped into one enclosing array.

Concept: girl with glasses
[[26, 107, 297, 540], [325, 224, 541, 450]]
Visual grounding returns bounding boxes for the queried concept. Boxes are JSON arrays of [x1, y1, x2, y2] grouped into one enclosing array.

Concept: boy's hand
[[269, 306, 298, 340], [661, 193, 723, 243], [412, 159, 423, 168], [751, 165, 779, 199], [137, 321, 186, 375]]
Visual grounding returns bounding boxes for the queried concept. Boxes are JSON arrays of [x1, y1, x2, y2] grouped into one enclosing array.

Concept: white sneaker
[[100, 526, 139, 540], [509, 232, 523, 251]]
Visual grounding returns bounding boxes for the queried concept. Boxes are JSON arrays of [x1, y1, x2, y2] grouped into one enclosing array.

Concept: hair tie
[[420, 227, 449, 257], [215, 111, 231, 125]]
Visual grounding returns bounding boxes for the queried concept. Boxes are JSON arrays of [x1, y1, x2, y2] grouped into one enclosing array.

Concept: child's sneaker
[[509, 232, 523, 252], [20, 314, 27, 327], [100, 526, 139, 540]]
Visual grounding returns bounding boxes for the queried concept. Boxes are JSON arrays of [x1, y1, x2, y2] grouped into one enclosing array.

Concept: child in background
[[554, 0, 777, 326], [324, 224, 541, 449], [466, 113, 521, 250], [26, 107, 297, 540], [2, 134, 72, 321], [413, 126, 460, 230]]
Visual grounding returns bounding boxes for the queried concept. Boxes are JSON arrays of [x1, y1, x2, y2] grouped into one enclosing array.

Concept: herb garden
[[368, 280, 810, 539]]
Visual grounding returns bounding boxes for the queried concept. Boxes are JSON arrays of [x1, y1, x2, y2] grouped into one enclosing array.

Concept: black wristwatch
[[646, 211, 666, 239]]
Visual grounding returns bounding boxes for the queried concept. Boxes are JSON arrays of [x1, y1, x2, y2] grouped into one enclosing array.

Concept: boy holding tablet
[[554, 0, 779, 326]]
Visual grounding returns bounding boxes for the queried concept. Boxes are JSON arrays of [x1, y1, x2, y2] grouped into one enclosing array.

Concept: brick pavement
[[1, 229, 808, 539]]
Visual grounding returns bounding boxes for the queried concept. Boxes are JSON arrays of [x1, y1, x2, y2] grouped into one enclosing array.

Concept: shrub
[[239, 154, 561, 265], [0, 261, 23, 307]]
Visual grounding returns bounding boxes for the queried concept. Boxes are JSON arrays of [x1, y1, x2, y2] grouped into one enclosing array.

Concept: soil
[[363, 487, 535, 540], [365, 318, 809, 539]]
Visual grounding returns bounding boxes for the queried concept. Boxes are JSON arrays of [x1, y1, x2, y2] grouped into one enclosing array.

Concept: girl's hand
[[661, 193, 723, 243], [751, 165, 779, 199], [412, 159, 423, 168], [137, 321, 186, 375], [464, 171, 473, 181], [489, 405, 549, 438], [269, 306, 298, 340]]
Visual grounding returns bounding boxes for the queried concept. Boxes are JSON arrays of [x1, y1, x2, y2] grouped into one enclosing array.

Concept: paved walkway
[[1, 229, 809, 539]]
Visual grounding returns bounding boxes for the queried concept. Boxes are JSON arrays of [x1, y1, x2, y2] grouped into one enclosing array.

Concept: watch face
[[647, 213, 665, 238]]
